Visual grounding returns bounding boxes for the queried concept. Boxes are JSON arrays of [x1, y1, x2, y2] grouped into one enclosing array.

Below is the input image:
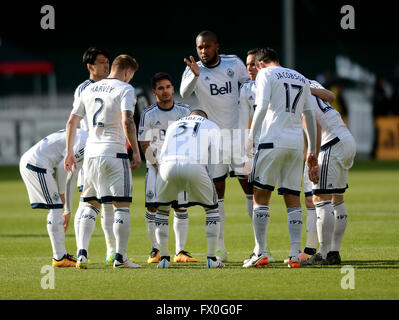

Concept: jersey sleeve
[[236, 57, 250, 84], [180, 66, 199, 98], [138, 108, 152, 142], [71, 88, 86, 118], [120, 86, 137, 113]]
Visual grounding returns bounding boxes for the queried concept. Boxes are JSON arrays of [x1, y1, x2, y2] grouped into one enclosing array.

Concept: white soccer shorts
[[81, 154, 132, 203], [19, 157, 63, 210], [303, 162, 313, 198], [249, 144, 304, 196], [155, 161, 218, 210], [312, 135, 356, 194], [145, 164, 188, 209]]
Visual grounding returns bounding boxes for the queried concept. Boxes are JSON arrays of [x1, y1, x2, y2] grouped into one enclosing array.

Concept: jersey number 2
[[284, 83, 303, 113], [93, 98, 104, 127]]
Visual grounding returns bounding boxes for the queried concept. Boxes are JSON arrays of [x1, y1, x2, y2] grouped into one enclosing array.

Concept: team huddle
[[19, 30, 356, 269]]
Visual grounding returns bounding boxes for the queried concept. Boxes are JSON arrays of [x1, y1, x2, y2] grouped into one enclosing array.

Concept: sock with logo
[[287, 207, 303, 258], [252, 204, 269, 256], [205, 209, 220, 257], [155, 211, 170, 258], [101, 202, 116, 257], [145, 210, 159, 250], [331, 201, 348, 252], [315, 200, 335, 258], [113, 207, 130, 261], [47, 208, 67, 260], [173, 210, 188, 255], [77, 204, 99, 255]]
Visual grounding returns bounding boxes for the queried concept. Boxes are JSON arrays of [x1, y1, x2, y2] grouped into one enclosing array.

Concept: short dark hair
[[247, 48, 260, 56], [255, 47, 279, 65], [111, 54, 139, 72], [196, 30, 218, 43], [190, 109, 208, 118], [82, 47, 110, 66], [151, 72, 173, 89]]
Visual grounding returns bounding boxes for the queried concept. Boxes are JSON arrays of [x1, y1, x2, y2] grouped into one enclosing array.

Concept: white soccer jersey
[[73, 79, 94, 131], [71, 78, 137, 158], [250, 66, 313, 151], [308, 80, 352, 145], [159, 115, 221, 165], [138, 102, 191, 164], [22, 129, 88, 172], [180, 54, 249, 129]]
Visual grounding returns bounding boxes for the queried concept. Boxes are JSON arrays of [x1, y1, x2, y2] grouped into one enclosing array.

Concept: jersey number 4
[[284, 83, 303, 113]]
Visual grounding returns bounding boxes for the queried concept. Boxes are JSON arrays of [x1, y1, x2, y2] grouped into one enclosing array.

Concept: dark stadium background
[[0, 1, 397, 94]]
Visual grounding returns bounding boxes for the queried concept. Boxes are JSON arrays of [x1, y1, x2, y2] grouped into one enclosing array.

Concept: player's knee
[[313, 194, 332, 203]]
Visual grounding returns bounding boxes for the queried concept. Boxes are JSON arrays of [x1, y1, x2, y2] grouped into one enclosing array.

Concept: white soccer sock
[[155, 211, 170, 257], [305, 207, 318, 250], [173, 210, 188, 255], [47, 209, 67, 260], [101, 203, 116, 256], [145, 210, 159, 250], [245, 194, 253, 220], [315, 200, 335, 258], [287, 207, 303, 258], [252, 204, 269, 256], [331, 201, 348, 252], [78, 204, 99, 255], [113, 207, 130, 261], [217, 198, 226, 252], [205, 209, 220, 257], [74, 200, 85, 250]]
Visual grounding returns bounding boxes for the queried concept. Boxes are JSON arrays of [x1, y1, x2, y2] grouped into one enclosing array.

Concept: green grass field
[[0, 160, 398, 300]]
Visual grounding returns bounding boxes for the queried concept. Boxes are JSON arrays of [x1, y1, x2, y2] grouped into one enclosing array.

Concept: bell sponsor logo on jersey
[[210, 81, 232, 96]]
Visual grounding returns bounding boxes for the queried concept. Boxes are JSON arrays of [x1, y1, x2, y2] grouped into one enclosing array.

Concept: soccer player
[[238, 48, 276, 264], [138, 72, 198, 264], [301, 80, 356, 266], [65, 54, 142, 269], [245, 47, 319, 268], [72, 47, 118, 264], [180, 30, 250, 262], [19, 128, 88, 267], [154, 110, 224, 269]]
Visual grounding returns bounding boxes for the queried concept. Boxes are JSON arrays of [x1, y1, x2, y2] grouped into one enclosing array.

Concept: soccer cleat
[[300, 252, 327, 266], [304, 247, 317, 256], [113, 253, 142, 269], [76, 249, 89, 269], [287, 256, 301, 268], [326, 251, 341, 265], [147, 248, 161, 264], [216, 250, 228, 262], [299, 252, 308, 262], [243, 252, 255, 265], [157, 256, 171, 269], [52, 254, 77, 268], [243, 253, 269, 268], [105, 252, 116, 264], [207, 257, 225, 268], [173, 250, 198, 263]]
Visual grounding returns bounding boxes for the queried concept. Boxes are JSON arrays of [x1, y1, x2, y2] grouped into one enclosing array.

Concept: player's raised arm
[[310, 87, 335, 103], [180, 56, 200, 98], [122, 110, 141, 170], [65, 114, 82, 172]]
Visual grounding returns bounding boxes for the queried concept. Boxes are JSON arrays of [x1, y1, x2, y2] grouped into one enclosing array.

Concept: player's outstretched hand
[[64, 153, 77, 173], [62, 211, 71, 232], [131, 153, 141, 170], [184, 56, 200, 77], [307, 153, 319, 184]]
